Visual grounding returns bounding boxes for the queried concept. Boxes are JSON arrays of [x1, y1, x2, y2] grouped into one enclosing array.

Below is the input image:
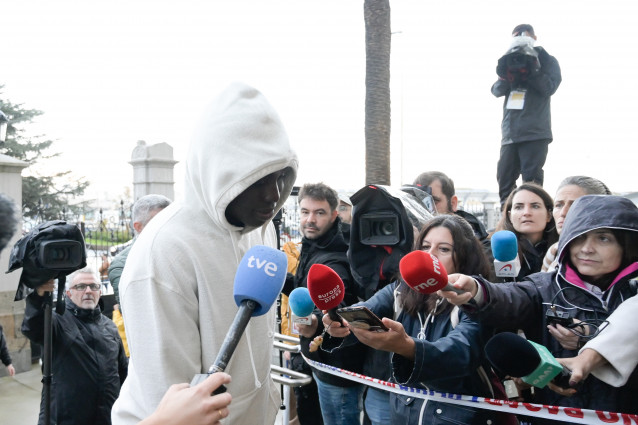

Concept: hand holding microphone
[[289, 287, 315, 325], [307, 264, 345, 324], [288, 287, 318, 338], [485, 332, 580, 393], [399, 250, 477, 304], [143, 373, 232, 425], [306, 264, 345, 351], [322, 313, 350, 338]]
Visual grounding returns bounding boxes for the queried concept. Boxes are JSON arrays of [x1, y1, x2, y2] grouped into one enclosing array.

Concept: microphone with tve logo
[[191, 245, 287, 393], [399, 250, 464, 294], [491, 230, 521, 279]]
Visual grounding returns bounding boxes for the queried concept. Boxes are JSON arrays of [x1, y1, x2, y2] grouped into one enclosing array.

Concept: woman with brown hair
[[495, 182, 558, 279], [325, 215, 509, 425]]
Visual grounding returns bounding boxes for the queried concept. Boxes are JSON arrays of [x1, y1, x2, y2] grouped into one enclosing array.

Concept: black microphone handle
[[327, 308, 343, 324], [210, 299, 258, 373], [190, 299, 257, 395], [441, 283, 465, 294]]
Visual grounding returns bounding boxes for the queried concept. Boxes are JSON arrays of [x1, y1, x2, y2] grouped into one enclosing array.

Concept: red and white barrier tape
[[302, 354, 636, 425]]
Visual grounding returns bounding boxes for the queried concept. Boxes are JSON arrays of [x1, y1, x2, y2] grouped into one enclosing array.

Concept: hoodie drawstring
[[244, 326, 262, 388]]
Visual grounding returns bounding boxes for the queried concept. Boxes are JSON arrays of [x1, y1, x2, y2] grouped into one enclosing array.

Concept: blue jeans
[[313, 373, 363, 425], [364, 387, 391, 425]]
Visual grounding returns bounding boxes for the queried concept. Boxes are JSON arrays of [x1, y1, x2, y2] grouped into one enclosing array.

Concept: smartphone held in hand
[[336, 306, 389, 332]]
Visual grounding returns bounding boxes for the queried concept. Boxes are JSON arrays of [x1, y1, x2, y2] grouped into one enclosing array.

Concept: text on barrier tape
[[301, 354, 636, 425]]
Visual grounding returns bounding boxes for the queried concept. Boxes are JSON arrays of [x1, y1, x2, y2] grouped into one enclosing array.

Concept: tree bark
[[364, 0, 391, 185]]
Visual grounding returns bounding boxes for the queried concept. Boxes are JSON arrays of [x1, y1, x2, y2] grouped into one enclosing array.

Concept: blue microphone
[[192, 245, 287, 392], [289, 287, 315, 325], [232, 245, 288, 316], [491, 230, 521, 278]]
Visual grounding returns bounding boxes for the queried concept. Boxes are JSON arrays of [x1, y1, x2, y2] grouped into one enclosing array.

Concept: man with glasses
[[22, 267, 128, 425]]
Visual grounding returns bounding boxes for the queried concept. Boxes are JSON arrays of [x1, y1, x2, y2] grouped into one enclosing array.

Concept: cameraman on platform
[[21, 268, 128, 425], [492, 24, 561, 208]]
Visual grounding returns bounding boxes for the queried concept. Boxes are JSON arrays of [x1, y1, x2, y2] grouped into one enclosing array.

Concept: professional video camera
[[8, 220, 86, 301], [347, 185, 434, 300], [496, 36, 540, 88]]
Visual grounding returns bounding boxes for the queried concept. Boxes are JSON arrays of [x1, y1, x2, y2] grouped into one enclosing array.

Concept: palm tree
[[363, 0, 391, 185]]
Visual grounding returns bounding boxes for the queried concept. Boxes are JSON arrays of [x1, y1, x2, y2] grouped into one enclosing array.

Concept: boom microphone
[[485, 332, 574, 389], [399, 250, 464, 294], [307, 264, 345, 323], [289, 287, 315, 325], [491, 230, 521, 279], [191, 245, 287, 392]]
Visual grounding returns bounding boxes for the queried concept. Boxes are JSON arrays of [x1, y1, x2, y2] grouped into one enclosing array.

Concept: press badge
[[506, 90, 526, 109]]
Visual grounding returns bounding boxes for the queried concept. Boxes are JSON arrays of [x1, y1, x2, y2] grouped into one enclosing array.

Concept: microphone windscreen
[[484, 332, 541, 377], [399, 250, 449, 294], [307, 264, 345, 311], [233, 245, 287, 317], [289, 287, 315, 317], [491, 230, 519, 262]]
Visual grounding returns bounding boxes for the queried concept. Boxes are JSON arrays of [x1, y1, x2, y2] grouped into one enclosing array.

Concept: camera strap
[[55, 275, 67, 315]]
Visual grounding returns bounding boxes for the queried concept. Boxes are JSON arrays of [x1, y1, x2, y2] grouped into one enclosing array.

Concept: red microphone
[[307, 264, 345, 322], [399, 250, 464, 294]]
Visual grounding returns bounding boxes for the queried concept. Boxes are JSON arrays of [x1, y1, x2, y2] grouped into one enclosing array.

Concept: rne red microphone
[[307, 264, 345, 322], [399, 250, 464, 294]]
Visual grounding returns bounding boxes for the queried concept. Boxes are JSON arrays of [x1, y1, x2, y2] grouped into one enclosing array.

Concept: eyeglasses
[[70, 283, 101, 292]]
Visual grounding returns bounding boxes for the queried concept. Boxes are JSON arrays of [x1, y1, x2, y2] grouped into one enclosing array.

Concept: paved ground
[[0, 363, 41, 425], [0, 363, 293, 425]]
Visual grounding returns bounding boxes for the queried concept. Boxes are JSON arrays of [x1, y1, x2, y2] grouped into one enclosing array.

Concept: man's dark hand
[[529, 58, 541, 76]]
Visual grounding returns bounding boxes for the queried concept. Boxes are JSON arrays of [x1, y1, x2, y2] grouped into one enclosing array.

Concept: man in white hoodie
[[112, 83, 298, 425]]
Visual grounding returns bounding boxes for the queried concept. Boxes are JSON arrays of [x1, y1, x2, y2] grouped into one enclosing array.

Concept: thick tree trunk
[[364, 0, 391, 186]]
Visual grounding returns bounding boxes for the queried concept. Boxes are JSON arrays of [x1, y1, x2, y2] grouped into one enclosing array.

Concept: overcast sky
[[2, 0, 636, 204]]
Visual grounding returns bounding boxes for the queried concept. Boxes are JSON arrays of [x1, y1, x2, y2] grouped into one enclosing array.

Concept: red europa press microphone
[[399, 250, 464, 294], [307, 264, 345, 322]]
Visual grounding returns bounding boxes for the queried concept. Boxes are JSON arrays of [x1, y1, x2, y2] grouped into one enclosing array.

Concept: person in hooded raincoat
[[111, 83, 298, 425], [440, 195, 638, 423]]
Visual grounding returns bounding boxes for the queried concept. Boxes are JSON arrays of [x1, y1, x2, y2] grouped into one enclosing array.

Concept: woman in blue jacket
[[326, 215, 511, 424]]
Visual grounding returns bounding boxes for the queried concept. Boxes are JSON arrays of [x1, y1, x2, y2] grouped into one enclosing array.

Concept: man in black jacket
[[492, 24, 562, 207], [413, 171, 489, 242], [290, 183, 365, 425], [22, 267, 128, 425]]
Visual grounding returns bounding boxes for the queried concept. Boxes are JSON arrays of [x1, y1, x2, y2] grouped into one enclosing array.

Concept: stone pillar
[[129, 140, 178, 201], [0, 153, 31, 376]]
